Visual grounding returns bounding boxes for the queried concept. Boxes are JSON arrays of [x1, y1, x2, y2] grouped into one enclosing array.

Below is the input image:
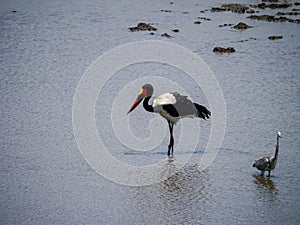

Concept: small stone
[[172, 29, 179, 33], [194, 21, 201, 24], [161, 33, 172, 38]]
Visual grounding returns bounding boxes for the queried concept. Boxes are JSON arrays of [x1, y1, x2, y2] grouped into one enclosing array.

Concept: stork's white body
[[152, 92, 197, 123]]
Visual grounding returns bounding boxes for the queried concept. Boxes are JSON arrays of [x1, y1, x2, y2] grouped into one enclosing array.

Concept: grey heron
[[253, 131, 282, 177]]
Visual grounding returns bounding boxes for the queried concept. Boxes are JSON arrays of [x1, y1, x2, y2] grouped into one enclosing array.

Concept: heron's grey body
[[253, 132, 281, 177]]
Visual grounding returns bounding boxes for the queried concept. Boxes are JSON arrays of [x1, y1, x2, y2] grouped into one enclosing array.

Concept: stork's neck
[[143, 96, 154, 112], [274, 135, 280, 160]]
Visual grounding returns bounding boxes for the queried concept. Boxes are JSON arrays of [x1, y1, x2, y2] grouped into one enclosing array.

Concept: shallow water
[[1, 0, 300, 224]]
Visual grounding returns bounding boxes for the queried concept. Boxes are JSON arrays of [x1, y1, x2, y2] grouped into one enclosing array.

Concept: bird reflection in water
[[253, 174, 278, 198], [160, 158, 210, 197], [160, 157, 181, 193]]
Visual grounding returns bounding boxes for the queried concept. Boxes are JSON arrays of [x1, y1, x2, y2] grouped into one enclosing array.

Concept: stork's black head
[[141, 84, 154, 97], [127, 84, 154, 114]]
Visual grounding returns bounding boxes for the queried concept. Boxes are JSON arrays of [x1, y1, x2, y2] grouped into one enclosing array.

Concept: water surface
[[1, 0, 299, 224]]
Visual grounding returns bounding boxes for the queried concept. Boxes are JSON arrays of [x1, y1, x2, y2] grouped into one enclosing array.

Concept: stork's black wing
[[162, 92, 210, 119]]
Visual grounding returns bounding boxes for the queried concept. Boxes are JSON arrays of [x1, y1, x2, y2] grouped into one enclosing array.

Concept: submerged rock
[[233, 22, 252, 29], [213, 47, 236, 53], [219, 23, 234, 27], [268, 35, 283, 40], [198, 17, 211, 21], [129, 23, 157, 32]]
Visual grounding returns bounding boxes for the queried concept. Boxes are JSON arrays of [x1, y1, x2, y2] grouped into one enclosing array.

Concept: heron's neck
[[274, 136, 280, 160], [143, 96, 154, 112]]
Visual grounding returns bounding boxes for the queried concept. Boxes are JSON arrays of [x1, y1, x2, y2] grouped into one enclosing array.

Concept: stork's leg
[[267, 171, 271, 177], [168, 121, 174, 156], [260, 170, 265, 176]]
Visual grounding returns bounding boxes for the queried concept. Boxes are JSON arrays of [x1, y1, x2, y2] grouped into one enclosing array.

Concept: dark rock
[[170, 2, 173, 4], [289, 19, 300, 23], [262, 0, 279, 2], [211, 7, 226, 12], [233, 22, 252, 29], [172, 29, 179, 33], [194, 21, 201, 24], [256, 3, 292, 9], [292, 8, 300, 11], [129, 23, 157, 32], [12, 10, 17, 13], [295, 2, 300, 6], [277, 11, 299, 16], [161, 33, 172, 38], [213, 47, 236, 53], [268, 35, 283, 40], [246, 9, 255, 14], [161, 9, 172, 12], [248, 14, 300, 23], [248, 15, 276, 22]]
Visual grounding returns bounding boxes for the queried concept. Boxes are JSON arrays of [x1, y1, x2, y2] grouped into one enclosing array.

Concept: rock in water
[[213, 47, 236, 53], [233, 22, 252, 29], [129, 23, 157, 32]]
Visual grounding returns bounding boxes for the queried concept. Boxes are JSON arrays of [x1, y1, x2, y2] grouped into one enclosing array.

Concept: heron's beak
[[127, 88, 147, 114]]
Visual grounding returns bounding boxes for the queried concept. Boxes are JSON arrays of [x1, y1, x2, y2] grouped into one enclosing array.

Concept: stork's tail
[[194, 103, 211, 120]]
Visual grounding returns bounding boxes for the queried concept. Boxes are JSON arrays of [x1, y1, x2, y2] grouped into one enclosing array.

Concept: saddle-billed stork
[[127, 84, 211, 156]]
